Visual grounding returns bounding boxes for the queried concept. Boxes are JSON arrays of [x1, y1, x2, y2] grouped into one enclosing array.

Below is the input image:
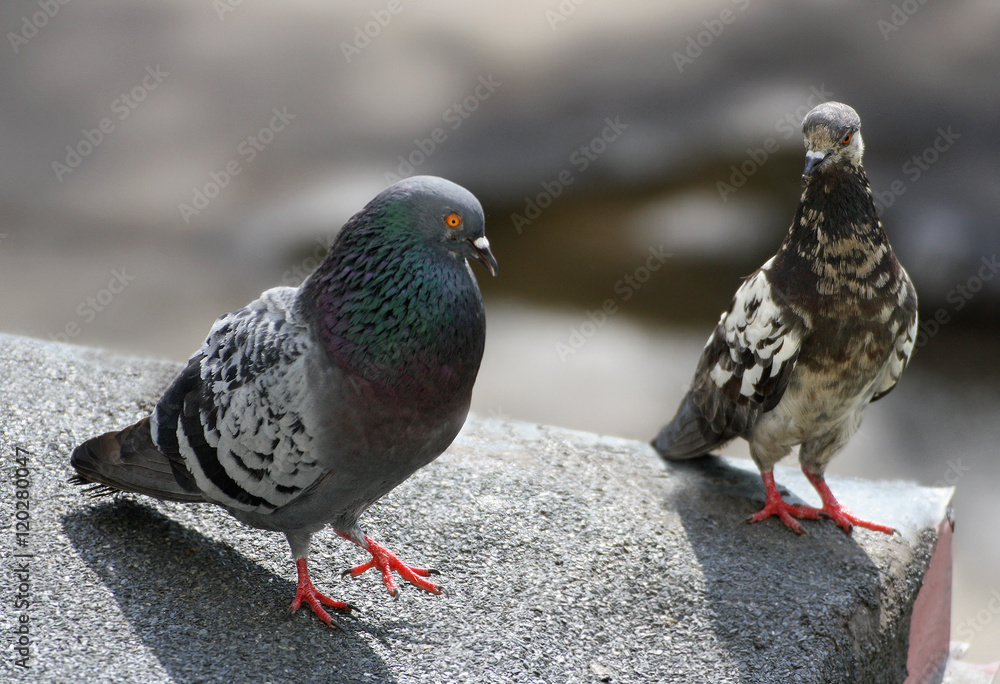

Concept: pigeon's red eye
[[445, 213, 462, 229], [841, 132, 853, 145]]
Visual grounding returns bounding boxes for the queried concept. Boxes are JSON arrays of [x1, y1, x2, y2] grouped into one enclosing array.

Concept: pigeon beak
[[469, 236, 498, 276], [802, 150, 830, 179]]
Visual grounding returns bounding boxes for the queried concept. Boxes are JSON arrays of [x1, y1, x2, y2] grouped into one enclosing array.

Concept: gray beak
[[802, 150, 829, 178], [469, 236, 498, 276]]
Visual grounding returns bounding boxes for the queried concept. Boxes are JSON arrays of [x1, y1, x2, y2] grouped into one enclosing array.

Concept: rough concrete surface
[[0, 333, 952, 683]]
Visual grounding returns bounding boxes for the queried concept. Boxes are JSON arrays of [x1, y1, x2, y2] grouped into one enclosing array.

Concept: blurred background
[[1, 0, 997, 662]]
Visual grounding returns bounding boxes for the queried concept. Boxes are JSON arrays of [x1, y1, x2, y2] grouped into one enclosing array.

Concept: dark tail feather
[[651, 396, 724, 460], [70, 417, 204, 503]]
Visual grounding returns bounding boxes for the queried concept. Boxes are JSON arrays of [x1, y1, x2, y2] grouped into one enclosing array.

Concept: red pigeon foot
[[802, 468, 896, 535], [341, 534, 442, 597], [747, 471, 823, 534], [288, 557, 356, 627]]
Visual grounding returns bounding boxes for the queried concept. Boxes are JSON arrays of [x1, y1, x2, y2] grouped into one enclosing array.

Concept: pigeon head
[[368, 176, 497, 276], [302, 176, 495, 398], [801, 102, 865, 181]]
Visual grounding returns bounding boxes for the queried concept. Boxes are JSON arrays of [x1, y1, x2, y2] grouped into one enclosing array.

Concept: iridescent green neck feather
[[301, 207, 486, 402]]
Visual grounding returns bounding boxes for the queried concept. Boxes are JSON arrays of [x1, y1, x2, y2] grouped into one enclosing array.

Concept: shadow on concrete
[[62, 499, 399, 684], [669, 456, 903, 684]]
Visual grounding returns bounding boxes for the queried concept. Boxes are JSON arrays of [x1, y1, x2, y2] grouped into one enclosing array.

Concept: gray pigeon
[[653, 102, 918, 535], [71, 175, 497, 625]]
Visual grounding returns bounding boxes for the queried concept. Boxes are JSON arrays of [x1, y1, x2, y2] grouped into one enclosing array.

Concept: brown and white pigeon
[[653, 102, 918, 535], [71, 175, 497, 625]]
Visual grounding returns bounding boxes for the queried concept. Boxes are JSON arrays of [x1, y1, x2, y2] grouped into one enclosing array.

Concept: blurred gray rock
[[0, 333, 953, 682]]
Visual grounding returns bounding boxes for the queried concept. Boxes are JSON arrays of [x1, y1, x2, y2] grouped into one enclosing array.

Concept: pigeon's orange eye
[[841, 132, 853, 145], [445, 213, 462, 229]]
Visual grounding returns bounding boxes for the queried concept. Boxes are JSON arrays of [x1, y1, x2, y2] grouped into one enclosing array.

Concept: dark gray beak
[[802, 150, 829, 178], [469, 236, 498, 276]]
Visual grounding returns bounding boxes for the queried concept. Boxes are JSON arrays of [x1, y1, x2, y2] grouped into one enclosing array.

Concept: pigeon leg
[[340, 533, 442, 597], [747, 471, 823, 534], [287, 557, 356, 627], [802, 468, 896, 535]]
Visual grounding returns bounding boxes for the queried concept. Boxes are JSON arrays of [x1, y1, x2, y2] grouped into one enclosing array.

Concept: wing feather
[[872, 275, 918, 402], [654, 264, 804, 459], [152, 287, 325, 512]]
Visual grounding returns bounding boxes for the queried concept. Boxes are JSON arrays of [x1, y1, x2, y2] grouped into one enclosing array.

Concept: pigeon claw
[[747, 470, 822, 535], [816, 502, 896, 535], [288, 558, 356, 628], [342, 534, 444, 598], [746, 498, 821, 535], [802, 468, 896, 536]]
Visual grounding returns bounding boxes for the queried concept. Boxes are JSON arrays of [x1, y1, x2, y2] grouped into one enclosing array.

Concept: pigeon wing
[[654, 264, 804, 458], [871, 274, 918, 402], [151, 287, 327, 514]]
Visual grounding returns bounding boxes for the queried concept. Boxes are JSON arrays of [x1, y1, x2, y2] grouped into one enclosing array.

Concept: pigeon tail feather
[[652, 396, 727, 460], [70, 417, 204, 503]]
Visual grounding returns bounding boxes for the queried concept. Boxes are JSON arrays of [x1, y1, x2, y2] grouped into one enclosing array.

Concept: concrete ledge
[[0, 333, 952, 683]]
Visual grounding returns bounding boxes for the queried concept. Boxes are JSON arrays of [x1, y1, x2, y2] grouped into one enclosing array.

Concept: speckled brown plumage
[[654, 101, 918, 535]]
